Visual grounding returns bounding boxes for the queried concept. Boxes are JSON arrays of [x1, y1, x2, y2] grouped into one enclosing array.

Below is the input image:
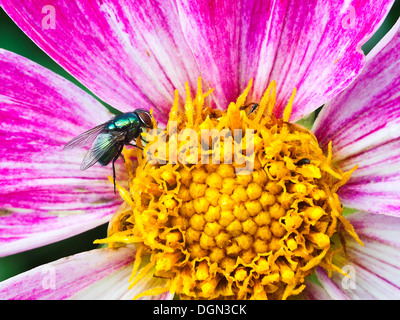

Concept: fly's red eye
[[137, 111, 153, 128]]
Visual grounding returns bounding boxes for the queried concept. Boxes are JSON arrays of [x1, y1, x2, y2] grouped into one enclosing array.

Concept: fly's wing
[[63, 124, 106, 151], [80, 130, 126, 171]]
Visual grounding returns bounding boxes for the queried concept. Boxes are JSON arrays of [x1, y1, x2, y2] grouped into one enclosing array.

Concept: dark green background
[[1, 2, 400, 283]]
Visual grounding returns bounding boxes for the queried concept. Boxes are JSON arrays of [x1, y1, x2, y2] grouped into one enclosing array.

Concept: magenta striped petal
[[0, 50, 123, 257], [176, 0, 242, 110], [301, 280, 333, 300], [315, 267, 351, 299], [313, 20, 400, 216], [316, 212, 400, 299], [1, 0, 200, 123], [0, 246, 172, 300], [176, 0, 394, 119]]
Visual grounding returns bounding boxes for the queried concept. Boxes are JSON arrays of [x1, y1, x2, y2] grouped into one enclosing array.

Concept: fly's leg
[[126, 142, 143, 150], [140, 136, 149, 144], [112, 144, 124, 195]]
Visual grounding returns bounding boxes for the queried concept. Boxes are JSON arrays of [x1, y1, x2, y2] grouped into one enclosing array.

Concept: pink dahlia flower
[[0, 0, 400, 299]]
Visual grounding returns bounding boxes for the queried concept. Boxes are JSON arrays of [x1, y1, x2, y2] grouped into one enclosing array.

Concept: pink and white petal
[[177, 0, 393, 118], [312, 19, 400, 216], [0, 50, 123, 257], [1, 0, 200, 122], [300, 280, 334, 300], [317, 212, 400, 299], [314, 267, 351, 299], [68, 251, 172, 300], [176, 0, 242, 109], [0, 245, 172, 300], [336, 139, 400, 216], [253, 0, 394, 121]]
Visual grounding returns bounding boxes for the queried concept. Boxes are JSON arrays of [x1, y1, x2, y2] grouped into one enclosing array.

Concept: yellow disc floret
[[95, 78, 362, 300]]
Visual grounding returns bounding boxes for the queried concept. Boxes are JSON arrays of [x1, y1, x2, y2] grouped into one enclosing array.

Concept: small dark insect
[[240, 103, 259, 116], [295, 158, 311, 166], [248, 103, 259, 115], [64, 109, 153, 194]]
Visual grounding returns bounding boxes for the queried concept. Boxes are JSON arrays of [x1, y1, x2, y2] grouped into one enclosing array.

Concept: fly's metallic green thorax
[[106, 112, 140, 132]]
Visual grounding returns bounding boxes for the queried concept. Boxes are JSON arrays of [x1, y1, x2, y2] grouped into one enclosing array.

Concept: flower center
[[96, 78, 361, 300]]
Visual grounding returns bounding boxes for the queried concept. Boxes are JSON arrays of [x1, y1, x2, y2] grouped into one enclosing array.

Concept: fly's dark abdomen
[[93, 132, 120, 166], [98, 145, 119, 166]]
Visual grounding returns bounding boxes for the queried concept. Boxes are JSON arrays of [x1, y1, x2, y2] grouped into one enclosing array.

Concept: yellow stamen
[[184, 82, 194, 128], [129, 260, 155, 289], [133, 285, 171, 300], [256, 80, 275, 122], [236, 78, 253, 107], [283, 87, 297, 122], [266, 80, 277, 116], [129, 245, 144, 282], [168, 90, 180, 124]]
